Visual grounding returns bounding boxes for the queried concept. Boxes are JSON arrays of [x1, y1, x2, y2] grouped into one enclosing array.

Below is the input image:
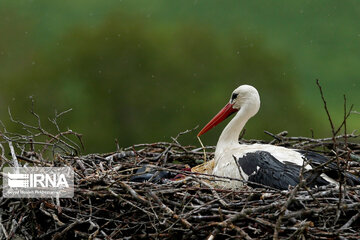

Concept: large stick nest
[[1, 129, 360, 239]]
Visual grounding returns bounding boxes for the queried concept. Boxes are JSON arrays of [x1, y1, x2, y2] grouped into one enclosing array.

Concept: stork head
[[197, 85, 260, 137], [231, 85, 260, 114]]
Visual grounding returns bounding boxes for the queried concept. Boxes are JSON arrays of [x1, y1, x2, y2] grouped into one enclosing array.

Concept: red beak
[[197, 103, 238, 137]]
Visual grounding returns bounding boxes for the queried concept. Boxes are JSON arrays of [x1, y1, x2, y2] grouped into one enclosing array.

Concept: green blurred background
[[0, 0, 359, 153]]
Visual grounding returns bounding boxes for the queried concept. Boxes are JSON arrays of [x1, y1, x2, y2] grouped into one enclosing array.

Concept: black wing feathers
[[238, 151, 328, 190], [298, 150, 360, 186], [130, 166, 175, 183]]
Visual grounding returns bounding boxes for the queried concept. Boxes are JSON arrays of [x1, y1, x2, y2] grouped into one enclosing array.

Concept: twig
[[339, 211, 360, 231], [273, 187, 301, 239], [316, 79, 344, 227], [193, 177, 228, 208], [8, 141, 19, 168], [148, 190, 192, 229], [52, 220, 82, 240], [316, 79, 336, 136], [118, 182, 147, 204], [233, 155, 246, 184]]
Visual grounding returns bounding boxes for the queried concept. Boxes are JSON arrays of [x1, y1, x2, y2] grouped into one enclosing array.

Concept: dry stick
[[303, 185, 322, 207], [284, 134, 358, 143], [264, 130, 283, 143], [0, 142, 8, 163], [316, 80, 336, 136], [193, 177, 228, 208], [165, 193, 207, 228], [335, 98, 354, 136], [39, 202, 64, 226], [207, 201, 284, 239], [7, 213, 26, 240], [351, 154, 360, 162], [288, 221, 312, 239], [163, 190, 197, 233], [147, 190, 192, 229], [0, 126, 19, 168], [8, 106, 81, 155], [339, 95, 353, 231], [228, 223, 253, 240], [316, 79, 344, 227], [343, 95, 352, 171], [273, 161, 306, 240], [233, 155, 246, 183], [8, 141, 19, 168], [197, 136, 207, 163], [15, 155, 52, 166], [51, 220, 82, 240], [177, 128, 198, 140], [108, 188, 155, 217], [281, 202, 360, 221], [338, 211, 360, 231], [0, 215, 8, 239], [118, 181, 147, 204], [245, 216, 276, 228], [292, 134, 359, 149], [49, 108, 84, 151], [172, 125, 199, 145]]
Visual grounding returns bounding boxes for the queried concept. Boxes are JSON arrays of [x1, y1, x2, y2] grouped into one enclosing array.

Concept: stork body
[[198, 85, 359, 190]]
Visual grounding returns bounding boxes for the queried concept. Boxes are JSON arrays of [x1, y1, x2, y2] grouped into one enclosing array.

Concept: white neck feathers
[[215, 102, 259, 160]]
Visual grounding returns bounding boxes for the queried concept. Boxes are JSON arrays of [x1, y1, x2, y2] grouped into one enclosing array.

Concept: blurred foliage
[[0, 1, 359, 153]]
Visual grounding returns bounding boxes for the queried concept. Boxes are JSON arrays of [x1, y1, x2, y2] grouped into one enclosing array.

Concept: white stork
[[197, 85, 360, 189]]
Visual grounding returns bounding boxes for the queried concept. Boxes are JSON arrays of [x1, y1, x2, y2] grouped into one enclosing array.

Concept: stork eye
[[231, 93, 238, 101]]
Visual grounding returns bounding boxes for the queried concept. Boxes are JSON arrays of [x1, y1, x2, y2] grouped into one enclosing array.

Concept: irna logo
[[8, 173, 69, 188], [3, 167, 74, 198]]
